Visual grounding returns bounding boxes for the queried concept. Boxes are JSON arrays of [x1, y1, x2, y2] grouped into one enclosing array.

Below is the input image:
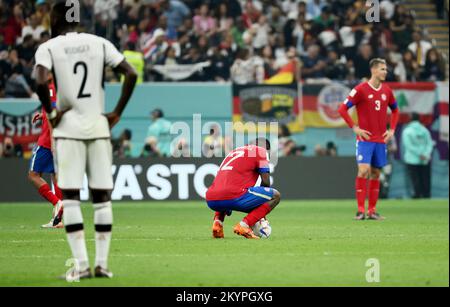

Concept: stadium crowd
[[0, 0, 448, 98]]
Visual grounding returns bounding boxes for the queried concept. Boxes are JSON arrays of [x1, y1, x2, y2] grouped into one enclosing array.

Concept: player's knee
[[370, 169, 381, 180], [272, 189, 281, 202], [358, 167, 370, 178], [91, 189, 111, 203], [63, 189, 80, 201], [28, 171, 39, 182]]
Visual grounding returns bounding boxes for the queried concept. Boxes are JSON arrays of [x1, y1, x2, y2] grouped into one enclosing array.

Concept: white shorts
[[55, 138, 113, 190]]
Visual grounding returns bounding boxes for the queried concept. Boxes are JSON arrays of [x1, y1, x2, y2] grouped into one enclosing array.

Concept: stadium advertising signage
[[0, 107, 41, 157], [0, 157, 355, 202]]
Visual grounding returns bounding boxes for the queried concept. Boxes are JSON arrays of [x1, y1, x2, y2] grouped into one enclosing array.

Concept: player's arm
[[383, 91, 399, 142], [257, 147, 271, 187], [338, 89, 371, 140], [260, 172, 271, 188], [35, 65, 68, 127], [105, 60, 137, 128]]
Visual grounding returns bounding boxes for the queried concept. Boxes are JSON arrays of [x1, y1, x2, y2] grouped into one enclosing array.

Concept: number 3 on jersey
[[73, 61, 91, 99], [219, 150, 245, 171], [375, 100, 381, 111]]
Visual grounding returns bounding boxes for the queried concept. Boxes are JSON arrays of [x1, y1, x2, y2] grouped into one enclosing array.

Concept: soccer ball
[[252, 218, 272, 238]]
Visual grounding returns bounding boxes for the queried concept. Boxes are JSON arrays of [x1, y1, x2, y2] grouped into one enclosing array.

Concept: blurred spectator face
[[258, 15, 267, 25], [307, 45, 320, 59], [160, 0, 170, 10], [40, 31, 50, 44], [159, 15, 168, 29], [199, 4, 209, 16], [427, 49, 439, 63], [360, 44, 372, 59], [328, 50, 338, 62], [403, 50, 414, 62], [23, 35, 34, 47], [198, 35, 208, 49], [412, 31, 421, 42], [263, 45, 272, 58], [9, 50, 19, 63], [167, 46, 176, 58], [2, 137, 15, 157], [29, 14, 39, 28], [219, 3, 228, 16], [287, 46, 296, 59]]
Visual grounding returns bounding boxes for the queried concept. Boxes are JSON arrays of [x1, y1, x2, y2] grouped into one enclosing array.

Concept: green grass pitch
[[0, 199, 448, 287]]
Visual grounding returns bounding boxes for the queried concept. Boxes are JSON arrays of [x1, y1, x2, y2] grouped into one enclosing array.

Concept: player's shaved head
[[50, 1, 79, 37]]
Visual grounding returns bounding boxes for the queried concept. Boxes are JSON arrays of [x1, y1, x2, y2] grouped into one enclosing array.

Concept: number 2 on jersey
[[73, 61, 91, 99], [219, 150, 245, 171]]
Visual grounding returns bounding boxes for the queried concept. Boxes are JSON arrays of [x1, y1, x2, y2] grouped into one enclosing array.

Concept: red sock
[[368, 179, 380, 215], [53, 180, 63, 200], [38, 184, 60, 206], [243, 204, 272, 227], [214, 211, 225, 222], [355, 177, 368, 213]]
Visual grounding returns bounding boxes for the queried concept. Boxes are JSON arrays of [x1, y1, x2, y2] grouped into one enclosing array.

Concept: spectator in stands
[[395, 49, 421, 82], [4, 49, 35, 98], [408, 31, 432, 67], [193, 3, 216, 36], [301, 44, 327, 79], [390, 4, 415, 52], [35, 0, 50, 31], [307, 0, 326, 20], [208, 46, 231, 82], [214, 2, 234, 32], [146, 108, 173, 157], [113, 129, 133, 158], [231, 48, 263, 84], [123, 41, 145, 84], [354, 44, 373, 80], [19, 13, 45, 44], [325, 49, 349, 80], [203, 124, 225, 158], [1, 136, 22, 158], [421, 48, 446, 81], [17, 34, 35, 75], [401, 113, 434, 199], [160, 0, 191, 38]]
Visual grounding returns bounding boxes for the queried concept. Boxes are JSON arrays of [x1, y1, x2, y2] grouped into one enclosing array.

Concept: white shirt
[[35, 32, 125, 139], [408, 40, 432, 66]]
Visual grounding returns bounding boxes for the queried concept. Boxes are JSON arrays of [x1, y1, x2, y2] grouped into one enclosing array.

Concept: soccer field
[[0, 200, 448, 287]]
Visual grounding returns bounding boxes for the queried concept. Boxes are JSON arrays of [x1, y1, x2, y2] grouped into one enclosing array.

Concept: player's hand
[[49, 109, 70, 128], [105, 112, 120, 129], [383, 129, 395, 143], [353, 126, 372, 140], [32, 112, 42, 124]]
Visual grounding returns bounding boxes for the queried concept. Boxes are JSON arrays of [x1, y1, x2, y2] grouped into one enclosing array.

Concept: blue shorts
[[207, 187, 275, 214], [29, 146, 55, 174], [356, 141, 387, 169]]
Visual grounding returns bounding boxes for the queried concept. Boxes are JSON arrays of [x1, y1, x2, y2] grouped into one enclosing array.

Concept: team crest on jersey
[[317, 83, 352, 125], [381, 94, 387, 101]]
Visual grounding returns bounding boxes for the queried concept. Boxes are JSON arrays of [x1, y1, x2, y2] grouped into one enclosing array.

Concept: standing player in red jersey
[[338, 58, 399, 220], [205, 138, 281, 239], [29, 77, 64, 228]]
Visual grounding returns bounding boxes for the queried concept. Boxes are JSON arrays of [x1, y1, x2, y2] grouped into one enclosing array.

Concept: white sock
[[94, 202, 113, 269], [63, 200, 89, 271]]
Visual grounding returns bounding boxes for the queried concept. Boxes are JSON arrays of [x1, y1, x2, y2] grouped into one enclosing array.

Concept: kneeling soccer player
[[205, 138, 281, 239]]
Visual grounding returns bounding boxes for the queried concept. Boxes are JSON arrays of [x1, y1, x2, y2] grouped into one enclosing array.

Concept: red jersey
[[37, 83, 57, 149], [206, 145, 270, 201], [344, 82, 397, 143]]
